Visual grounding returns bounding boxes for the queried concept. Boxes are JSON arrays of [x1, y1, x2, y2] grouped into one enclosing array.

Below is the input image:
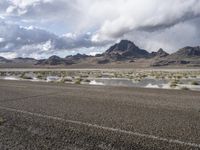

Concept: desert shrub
[[191, 81, 199, 85], [75, 78, 82, 84], [141, 74, 148, 78], [0, 72, 4, 76], [36, 74, 44, 79], [80, 75, 89, 78], [61, 78, 73, 83], [75, 80, 81, 84], [190, 75, 197, 78], [181, 87, 190, 90], [129, 76, 134, 80], [83, 79, 91, 83], [20, 73, 32, 79], [176, 75, 182, 79], [170, 81, 178, 88], [22, 76, 33, 80]]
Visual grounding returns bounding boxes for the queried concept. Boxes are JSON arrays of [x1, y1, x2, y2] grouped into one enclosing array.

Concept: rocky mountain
[[103, 40, 150, 60], [150, 48, 169, 58], [169, 46, 200, 59], [0, 56, 9, 63], [152, 46, 200, 67]]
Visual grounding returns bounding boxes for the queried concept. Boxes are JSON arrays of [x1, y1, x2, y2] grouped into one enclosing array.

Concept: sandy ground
[[0, 80, 200, 149]]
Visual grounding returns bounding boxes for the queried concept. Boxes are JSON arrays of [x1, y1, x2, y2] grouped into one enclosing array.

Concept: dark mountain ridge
[[0, 40, 200, 67]]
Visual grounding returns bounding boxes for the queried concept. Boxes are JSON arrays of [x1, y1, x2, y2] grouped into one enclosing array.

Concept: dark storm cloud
[[0, 20, 110, 58]]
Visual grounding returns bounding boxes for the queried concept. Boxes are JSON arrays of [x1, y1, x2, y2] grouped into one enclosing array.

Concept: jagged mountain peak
[[156, 48, 169, 57], [104, 40, 149, 60], [157, 48, 164, 53], [150, 48, 169, 58], [105, 40, 139, 53], [48, 55, 62, 59]]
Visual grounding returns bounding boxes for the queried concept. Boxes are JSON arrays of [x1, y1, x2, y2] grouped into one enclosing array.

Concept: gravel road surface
[[0, 80, 200, 150]]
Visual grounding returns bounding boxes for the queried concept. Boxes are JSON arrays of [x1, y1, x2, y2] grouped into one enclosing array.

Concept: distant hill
[[0, 57, 36, 64], [0, 57, 38, 68], [36, 53, 91, 66], [37, 55, 71, 65], [12, 57, 37, 64]]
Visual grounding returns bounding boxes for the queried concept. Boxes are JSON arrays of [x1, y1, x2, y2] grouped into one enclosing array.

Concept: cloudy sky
[[0, 0, 200, 59]]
